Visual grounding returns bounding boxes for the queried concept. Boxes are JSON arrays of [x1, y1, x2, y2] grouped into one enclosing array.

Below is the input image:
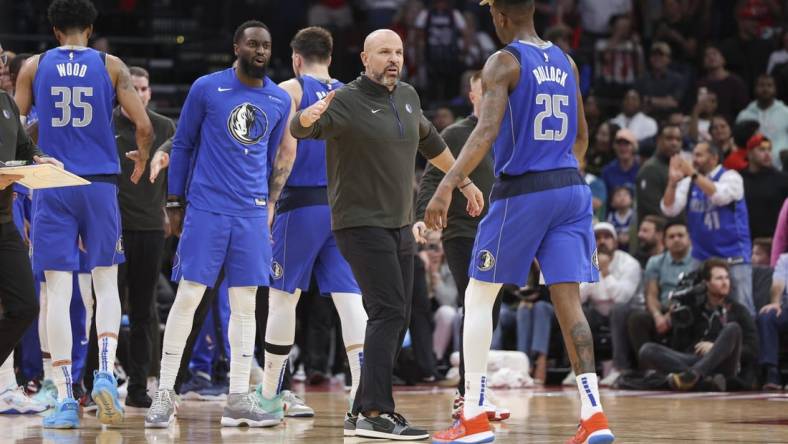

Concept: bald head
[[361, 29, 403, 90]]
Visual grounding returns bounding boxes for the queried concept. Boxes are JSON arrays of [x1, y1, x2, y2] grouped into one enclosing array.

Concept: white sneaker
[[562, 371, 576, 387], [451, 389, 510, 421], [0, 386, 49, 414], [282, 390, 314, 417], [600, 369, 621, 387]]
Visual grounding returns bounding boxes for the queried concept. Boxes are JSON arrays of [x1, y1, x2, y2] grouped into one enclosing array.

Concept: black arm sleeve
[[417, 115, 446, 160]]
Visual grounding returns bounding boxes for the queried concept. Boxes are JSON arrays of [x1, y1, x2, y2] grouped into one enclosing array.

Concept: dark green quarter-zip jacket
[[291, 74, 445, 231]]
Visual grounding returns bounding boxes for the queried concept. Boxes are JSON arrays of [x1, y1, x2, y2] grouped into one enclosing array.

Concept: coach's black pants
[[0, 222, 38, 364], [335, 226, 414, 415], [443, 236, 502, 396]]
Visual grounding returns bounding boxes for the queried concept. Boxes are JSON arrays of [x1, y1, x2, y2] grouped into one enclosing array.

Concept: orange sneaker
[[432, 412, 495, 444], [566, 412, 615, 444]]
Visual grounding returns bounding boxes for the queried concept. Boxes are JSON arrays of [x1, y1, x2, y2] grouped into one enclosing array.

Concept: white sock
[[158, 280, 206, 391], [0, 355, 16, 391], [77, 273, 93, 341], [262, 288, 300, 399], [331, 292, 367, 402], [576, 373, 604, 420], [45, 271, 74, 401], [228, 286, 257, 394], [38, 282, 53, 382], [461, 279, 502, 419], [92, 266, 121, 373]]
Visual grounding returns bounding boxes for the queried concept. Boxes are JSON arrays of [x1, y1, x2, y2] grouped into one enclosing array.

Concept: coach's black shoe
[[669, 370, 699, 391], [355, 412, 429, 441], [126, 389, 152, 408]]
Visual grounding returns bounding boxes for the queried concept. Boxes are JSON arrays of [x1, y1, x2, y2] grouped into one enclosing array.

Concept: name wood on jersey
[[56, 63, 88, 78], [532, 65, 568, 87]]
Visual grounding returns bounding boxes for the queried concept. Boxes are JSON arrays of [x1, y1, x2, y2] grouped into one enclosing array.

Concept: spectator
[[767, 29, 788, 74], [652, 0, 700, 65], [574, 222, 642, 386], [724, 121, 762, 171], [719, 5, 776, 93], [361, 0, 407, 31], [636, 124, 683, 223], [611, 90, 658, 142], [602, 128, 640, 205], [752, 238, 773, 266], [607, 186, 634, 250], [586, 121, 620, 177], [577, 0, 632, 38], [772, 197, 788, 265], [594, 15, 645, 101], [584, 95, 603, 140], [708, 115, 735, 160], [636, 41, 686, 120], [431, 106, 455, 133], [757, 252, 788, 390], [0, 49, 13, 94], [688, 90, 718, 143], [638, 259, 758, 391], [740, 134, 788, 239], [633, 215, 667, 268], [580, 158, 608, 222], [307, 0, 354, 30], [661, 142, 756, 315], [414, 0, 470, 102], [697, 46, 749, 124], [736, 74, 788, 168], [628, 222, 698, 362], [420, 231, 457, 307], [459, 12, 496, 69]]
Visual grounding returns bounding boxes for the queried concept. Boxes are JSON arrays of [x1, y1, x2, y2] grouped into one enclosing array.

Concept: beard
[[370, 66, 400, 88], [239, 56, 267, 79]]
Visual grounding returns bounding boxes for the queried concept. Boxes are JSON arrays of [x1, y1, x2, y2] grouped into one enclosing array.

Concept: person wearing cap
[[661, 141, 756, 316], [736, 74, 788, 169], [740, 134, 788, 239], [564, 222, 641, 387], [636, 41, 686, 121], [601, 128, 639, 210], [611, 90, 658, 143]]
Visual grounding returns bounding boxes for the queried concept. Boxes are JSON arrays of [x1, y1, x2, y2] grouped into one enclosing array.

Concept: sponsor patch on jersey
[[271, 261, 283, 280], [227, 102, 268, 145], [477, 249, 495, 272]]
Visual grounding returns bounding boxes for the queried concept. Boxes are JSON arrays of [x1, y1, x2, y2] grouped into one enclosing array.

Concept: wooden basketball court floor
[[3, 385, 788, 443]]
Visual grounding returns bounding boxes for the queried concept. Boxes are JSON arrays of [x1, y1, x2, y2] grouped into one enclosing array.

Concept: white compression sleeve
[[462, 279, 502, 419], [92, 266, 121, 373], [45, 270, 75, 400], [331, 292, 367, 401], [261, 288, 300, 399], [227, 286, 257, 394], [158, 280, 206, 391]]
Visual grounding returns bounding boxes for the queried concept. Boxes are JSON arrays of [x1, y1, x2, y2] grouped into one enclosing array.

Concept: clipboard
[[0, 163, 91, 189]]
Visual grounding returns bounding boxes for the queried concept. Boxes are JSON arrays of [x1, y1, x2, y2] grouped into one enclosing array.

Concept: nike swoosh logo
[[115, 135, 121, 139], [218, 87, 232, 92], [371, 109, 382, 114]]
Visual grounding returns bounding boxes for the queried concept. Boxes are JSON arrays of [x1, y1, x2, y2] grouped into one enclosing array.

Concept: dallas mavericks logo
[[2, 109, 10, 120], [477, 250, 495, 271], [405, 103, 413, 114], [271, 261, 283, 280], [227, 102, 268, 145], [592, 248, 599, 270]]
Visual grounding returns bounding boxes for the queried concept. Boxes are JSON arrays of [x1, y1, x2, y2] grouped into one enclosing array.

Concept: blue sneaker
[[179, 373, 228, 401], [42, 398, 80, 429], [91, 371, 125, 425]]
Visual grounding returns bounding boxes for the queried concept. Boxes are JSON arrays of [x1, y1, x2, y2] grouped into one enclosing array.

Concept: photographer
[[638, 259, 758, 391]]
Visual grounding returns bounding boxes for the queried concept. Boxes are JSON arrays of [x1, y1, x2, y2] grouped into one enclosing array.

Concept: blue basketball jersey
[[687, 168, 751, 262], [493, 41, 578, 176], [33, 47, 117, 175], [286, 75, 344, 187]]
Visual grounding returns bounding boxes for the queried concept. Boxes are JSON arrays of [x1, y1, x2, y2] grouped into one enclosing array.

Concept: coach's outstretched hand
[[299, 90, 336, 128], [125, 150, 150, 184]]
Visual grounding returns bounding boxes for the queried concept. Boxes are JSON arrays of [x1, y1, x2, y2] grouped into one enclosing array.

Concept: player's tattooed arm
[[112, 56, 154, 184], [567, 55, 589, 165], [268, 97, 298, 206]]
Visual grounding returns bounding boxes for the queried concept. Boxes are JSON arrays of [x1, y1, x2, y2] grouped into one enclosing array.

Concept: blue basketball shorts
[[469, 184, 599, 286], [172, 206, 271, 288], [31, 182, 124, 272], [270, 204, 360, 295]]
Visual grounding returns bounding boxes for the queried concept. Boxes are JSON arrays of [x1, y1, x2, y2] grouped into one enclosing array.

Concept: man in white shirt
[[577, 0, 632, 35], [569, 222, 641, 386], [660, 142, 755, 315], [736, 74, 788, 169], [611, 90, 658, 142]]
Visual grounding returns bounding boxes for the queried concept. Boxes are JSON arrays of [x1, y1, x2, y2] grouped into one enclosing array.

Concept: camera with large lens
[[667, 271, 707, 329]]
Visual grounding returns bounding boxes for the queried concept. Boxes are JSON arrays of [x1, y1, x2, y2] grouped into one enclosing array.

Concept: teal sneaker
[[33, 380, 58, 410], [253, 384, 284, 423], [91, 371, 125, 425], [42, 398, 80, 429]]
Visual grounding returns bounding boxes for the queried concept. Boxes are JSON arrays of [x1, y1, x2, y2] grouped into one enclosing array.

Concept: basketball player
[[259, 26, 368, 427], [14, 0, 153, 429], [426, 1, 615, 443], [145, 20, 292, 429]]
